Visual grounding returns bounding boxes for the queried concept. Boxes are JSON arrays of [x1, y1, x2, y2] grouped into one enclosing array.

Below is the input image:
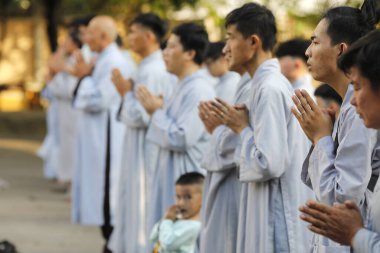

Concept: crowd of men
[[38, 0, 380, 252]]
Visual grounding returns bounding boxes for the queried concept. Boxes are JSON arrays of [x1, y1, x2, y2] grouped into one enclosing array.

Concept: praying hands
[[198, 101, 223, 134], [136, 86, 163, 115], [299, 200, 364, 246], [208, 98, 249, 134], [111, 68, 133, 96], [72, 51, 95, 79], [291, 89, 334, 145]]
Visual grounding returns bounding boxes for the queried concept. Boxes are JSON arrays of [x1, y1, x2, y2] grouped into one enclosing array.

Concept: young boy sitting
[[150, 172, 204, 253]]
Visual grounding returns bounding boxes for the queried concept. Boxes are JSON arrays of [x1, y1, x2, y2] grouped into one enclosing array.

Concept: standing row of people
[[39, 0, 380, 252]]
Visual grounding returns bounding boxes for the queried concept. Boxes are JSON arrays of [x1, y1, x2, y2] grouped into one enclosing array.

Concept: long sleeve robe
[[37, 86, 59, 179], [199, 73, 250, 253], [71, 43, 136, 225], [301, 85, 380, 252], [353, 178, 380, 253], [146, 70, 215, 247], [236, 59, 312, 253], [108, 50, 174, 253], [45, 57, 79, 183]]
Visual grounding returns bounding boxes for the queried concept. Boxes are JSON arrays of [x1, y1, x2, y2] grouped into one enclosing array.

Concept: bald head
[[90, 16, 117, 41], [87, 16, 118, 52]]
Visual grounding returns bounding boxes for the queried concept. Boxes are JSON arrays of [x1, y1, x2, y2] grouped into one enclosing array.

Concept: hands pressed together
[[299, 200, 364, 246], [291, 89, 334, 145], [199, 98, 249, 134], [136, 86, 163, 116], [72, 51, 95, 79]]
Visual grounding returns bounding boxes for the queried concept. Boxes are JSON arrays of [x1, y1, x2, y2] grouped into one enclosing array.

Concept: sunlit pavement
[[0, 139, 102, 253]]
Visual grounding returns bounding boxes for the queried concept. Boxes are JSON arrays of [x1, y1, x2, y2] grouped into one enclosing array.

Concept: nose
[[305, 43, 312, 58], [222, 42, 229, 55]]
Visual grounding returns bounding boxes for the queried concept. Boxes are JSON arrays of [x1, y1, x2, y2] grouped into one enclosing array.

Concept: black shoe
[[0, 240, 18, 253]]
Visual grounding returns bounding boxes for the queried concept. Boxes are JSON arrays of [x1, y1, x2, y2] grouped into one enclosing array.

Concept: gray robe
[[214, 71, 240, 104], [71, 43, 135, 225], [301, 85, 380, 252], [109, 50, 174, 253], [353, 177, 380, 253], [199, 73, 250, 253], [236, 59, 311, 253], [146, 70, 215, 244]]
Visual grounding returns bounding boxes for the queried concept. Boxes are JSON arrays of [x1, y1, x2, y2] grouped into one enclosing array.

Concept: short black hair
[[131, 13, 168, 44], [314, 83, 343, 105], [69, 31, 82, 49], [172, 23, 209, 65], [338, 29, 380, 91], [68, 15, 95, 30], [322, 0, 380, 46], [176, 172, 205, 186], [275, 38, 310, 63], [205, 42, 225, 61], [225, 2, 277, 51]]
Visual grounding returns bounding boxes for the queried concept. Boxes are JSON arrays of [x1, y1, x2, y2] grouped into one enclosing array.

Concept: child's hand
[[164, 205, 178, 221]]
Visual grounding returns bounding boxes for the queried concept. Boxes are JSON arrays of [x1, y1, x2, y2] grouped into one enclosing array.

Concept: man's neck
[[140, 44, 160, 59], [326, 71, 350, 99], [245, 50, 273, 78], [177, 62, 200, 81]]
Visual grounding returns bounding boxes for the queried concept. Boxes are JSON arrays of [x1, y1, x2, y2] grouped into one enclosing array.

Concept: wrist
[[349, 226, 364, 246]]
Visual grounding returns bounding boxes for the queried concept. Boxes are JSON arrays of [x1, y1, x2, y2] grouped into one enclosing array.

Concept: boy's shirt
[[151, 219, 201, 253]]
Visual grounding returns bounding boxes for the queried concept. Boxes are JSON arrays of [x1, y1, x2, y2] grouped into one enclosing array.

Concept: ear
[[248, 34, 261, 49], [185, 49, 196, 62], [337, 43, 349, 56]]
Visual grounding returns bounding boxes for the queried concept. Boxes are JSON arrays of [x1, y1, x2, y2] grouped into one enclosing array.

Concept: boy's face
[[175, 184, 202, 220], [163, 34, 189, 77], [224, 24, 254, 72], [349, 66, 380, 129], [305, 18, 341, 83]]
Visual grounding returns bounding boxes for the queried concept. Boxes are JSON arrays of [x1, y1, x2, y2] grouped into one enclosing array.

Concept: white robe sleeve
[[156, 220, 200, 251], [353, 228, 380, 253], [238, 84, 289, 182], [118, 90, 150, 128], [304, 111, 373, 205], [73, 72, 118, 113], [47, 72, 78, 100], [146, 89, 210, 152], [201, 125, 238, 172]]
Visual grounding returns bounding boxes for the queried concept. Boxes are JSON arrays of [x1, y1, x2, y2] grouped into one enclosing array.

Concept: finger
[[215, 97, 233, 111], [299, 213, 328, 229], [291, 106, 303, 122], [292, 94, 307, 116], [305, 200, 333, 215], [210, 100, 227, 114], [344, 200, 360, 211], [234, 103, 247, 110], [294, 90, 312, 114], [301, 89, 318, 111], [299, 205, 329, 223]]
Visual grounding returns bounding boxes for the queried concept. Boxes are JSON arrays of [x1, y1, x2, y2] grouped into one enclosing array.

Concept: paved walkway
[[0, 139, 102, 253]]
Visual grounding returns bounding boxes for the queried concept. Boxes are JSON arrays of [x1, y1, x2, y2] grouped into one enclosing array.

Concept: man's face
[[86, 22, 102, 52], [305, 19, 340, 83], [163, 34, 188, 76], [223, 24, 253, 72], [349, 66, 380, 129], [175, 184, 202, 220], [128, 23, 148, 56], [205, 57, 226, 77]]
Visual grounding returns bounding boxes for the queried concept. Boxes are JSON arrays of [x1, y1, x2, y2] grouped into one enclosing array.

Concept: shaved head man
[[71, 15, 137, 253]]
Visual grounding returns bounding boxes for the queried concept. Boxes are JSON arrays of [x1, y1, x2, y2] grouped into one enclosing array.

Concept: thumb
[[234, 103, 247, 110]]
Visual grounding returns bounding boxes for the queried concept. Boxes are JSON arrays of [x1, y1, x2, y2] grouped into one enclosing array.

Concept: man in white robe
[[291, 4, 380, 252], [204, 41, 240, 103], [70, 16, 136, 252], [108, 13, 174, 253], [208, 4, 312, 252], [136, 24, 215, 251], [198, 58, 249, 252]]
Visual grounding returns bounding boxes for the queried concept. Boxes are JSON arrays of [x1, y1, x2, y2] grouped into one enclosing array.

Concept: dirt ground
[[0, 137, 103, 253]]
